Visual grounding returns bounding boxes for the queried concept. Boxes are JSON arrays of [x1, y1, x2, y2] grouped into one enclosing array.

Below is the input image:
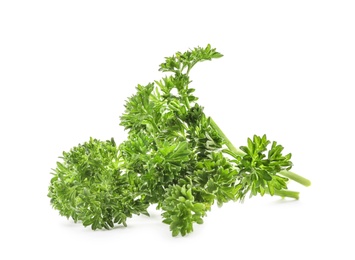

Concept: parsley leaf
[[48, 138, 149, 230]]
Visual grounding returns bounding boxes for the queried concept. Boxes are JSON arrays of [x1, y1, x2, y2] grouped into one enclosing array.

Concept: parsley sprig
[[48, 44, 311, 236], [48, 138, 149, 229]]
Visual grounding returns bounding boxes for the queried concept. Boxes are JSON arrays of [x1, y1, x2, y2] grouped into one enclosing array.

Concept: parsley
[[48, 44, 311, 236], [48, 138, 149, 230]]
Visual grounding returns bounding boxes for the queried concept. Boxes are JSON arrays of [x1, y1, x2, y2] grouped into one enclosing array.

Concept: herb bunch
[[48, 44, 311, 236]]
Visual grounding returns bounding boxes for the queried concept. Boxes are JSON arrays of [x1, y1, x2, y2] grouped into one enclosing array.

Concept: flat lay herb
[[48, 44, 311, 236]]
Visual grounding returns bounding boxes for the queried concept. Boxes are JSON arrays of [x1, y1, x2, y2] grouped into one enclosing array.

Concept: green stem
[[209, 117, 246, 157], [265, 188, 300, 200], [279, 170, 312, 187]]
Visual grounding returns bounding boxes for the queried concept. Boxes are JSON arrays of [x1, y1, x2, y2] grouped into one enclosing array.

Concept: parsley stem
[[265, 188, 300, 200], [209, 117, 246, 157], [279, 170, 312, 187]]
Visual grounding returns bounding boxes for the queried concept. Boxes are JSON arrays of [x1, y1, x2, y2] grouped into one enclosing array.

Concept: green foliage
[[48, 138, 149, 230], [159, 44, 223, 75], [234, 135, 292, 200], [193, 152, 241, 207], [162, 184, 207, 237], [118, 44, 225, 208], [48, 44, 310, 236]]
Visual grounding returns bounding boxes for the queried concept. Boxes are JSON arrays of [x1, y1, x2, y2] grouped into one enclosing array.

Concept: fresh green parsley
[[48, 44, 311, 236]]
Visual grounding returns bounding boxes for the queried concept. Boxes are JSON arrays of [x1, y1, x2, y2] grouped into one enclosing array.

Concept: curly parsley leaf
[[48, 138, 149, 230]]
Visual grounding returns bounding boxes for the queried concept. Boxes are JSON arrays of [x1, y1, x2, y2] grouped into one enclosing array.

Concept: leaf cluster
[[235, 135, 292, 200], [48, 138, 149, 230]]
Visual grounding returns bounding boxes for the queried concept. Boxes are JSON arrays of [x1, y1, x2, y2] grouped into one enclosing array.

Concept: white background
[[1, 0, 354, 259]]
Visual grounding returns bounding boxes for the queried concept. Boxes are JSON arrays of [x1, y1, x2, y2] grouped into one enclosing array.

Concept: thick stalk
[[209, 118, 245, 157], [279, 170, 311, 187], [265, 188, 300, 200]]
